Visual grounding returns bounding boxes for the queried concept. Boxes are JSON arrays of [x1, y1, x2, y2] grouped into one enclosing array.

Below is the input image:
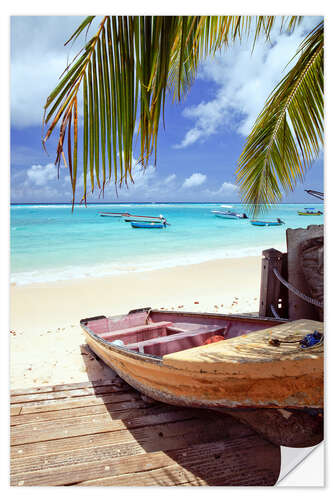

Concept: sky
[[10, 15, 324, 204]]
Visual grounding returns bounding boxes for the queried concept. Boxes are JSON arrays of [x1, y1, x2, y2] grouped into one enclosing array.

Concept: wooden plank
[[10, 383, 130, 404], [11, 417, 251, 476], [11, 408, 199, 446], [76, 436, 280, 487], [11, 391, 145, 418], [163, 319, 323, 370], [11, 433, 277, 486], [10, 378, 121, 397], [11, 398, 154, 426], [12, 390, 141, 415], [10, 406, 22, 416], [10, 412, 249, 460], [11, 434, 272, 486]]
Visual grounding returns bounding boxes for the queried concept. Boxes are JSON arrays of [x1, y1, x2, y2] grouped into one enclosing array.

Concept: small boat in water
[[131, 220, 167, 228], [251, 218, 284, 227], [124, 214, 165, 222], [212, 210, 248, 219], [80, 308, 323, 410], [98, 211, 130, 217], [298, 208, 323, 216]]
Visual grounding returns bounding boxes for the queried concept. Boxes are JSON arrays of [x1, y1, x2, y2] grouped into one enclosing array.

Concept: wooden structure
[[10, 378, 281, 486], [259, 225, 324, 321]]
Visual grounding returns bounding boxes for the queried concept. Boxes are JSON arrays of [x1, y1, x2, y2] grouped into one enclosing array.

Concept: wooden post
[[259, 248, 284, 318]]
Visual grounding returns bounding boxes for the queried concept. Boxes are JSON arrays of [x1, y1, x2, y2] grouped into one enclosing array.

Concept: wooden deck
[[10, 375, 281, 486]]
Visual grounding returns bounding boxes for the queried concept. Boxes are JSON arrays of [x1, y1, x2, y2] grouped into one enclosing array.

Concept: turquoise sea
[[10, 203, 324, 285]]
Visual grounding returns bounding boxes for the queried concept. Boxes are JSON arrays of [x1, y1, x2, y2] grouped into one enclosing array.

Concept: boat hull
[[215, 214, 241, 219], [131, 222, 165, 228], [211, 211, 245, 219], [125, 215, 164, 222], [81, 311, 323, 410], [297, 212, 322, 216], [98, 213, 128, 217], [251, 220, 282, 226]]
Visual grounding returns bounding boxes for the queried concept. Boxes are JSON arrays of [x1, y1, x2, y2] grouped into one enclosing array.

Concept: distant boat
[[211, 210, 248, 219], [131, 220, 167, 229], [98, 211, 130, 217], [298, 208, 323, 216], [124, 213, 165, 222], [251, 218, 285, 227]]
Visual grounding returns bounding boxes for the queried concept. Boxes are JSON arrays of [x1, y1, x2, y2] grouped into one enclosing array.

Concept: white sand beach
[[10, 255, 261, 389]]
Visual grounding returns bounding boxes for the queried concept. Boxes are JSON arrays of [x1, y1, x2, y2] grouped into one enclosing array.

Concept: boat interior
[[82, 310, 282, 357]]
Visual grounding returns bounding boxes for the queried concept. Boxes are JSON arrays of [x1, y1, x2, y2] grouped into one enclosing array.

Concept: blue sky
[[10, 15, 324, 204]]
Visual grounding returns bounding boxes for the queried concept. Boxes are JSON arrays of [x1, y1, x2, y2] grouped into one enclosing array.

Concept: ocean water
[[10, 203, 324, 285]]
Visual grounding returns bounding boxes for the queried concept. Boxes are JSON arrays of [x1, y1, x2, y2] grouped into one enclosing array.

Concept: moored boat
[[251, 218, 284, 226], [98, 211, 130, 217], [80, 308, 323, 410], [212, 210, 248, 219], [124, 213, 165, 222], [131, 221, 166, 228], [298, 208, 323, 216]]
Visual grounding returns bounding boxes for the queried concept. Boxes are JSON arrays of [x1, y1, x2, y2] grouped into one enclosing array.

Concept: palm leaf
[[236, 21, 323, 215], [42, 15, 305, 207]]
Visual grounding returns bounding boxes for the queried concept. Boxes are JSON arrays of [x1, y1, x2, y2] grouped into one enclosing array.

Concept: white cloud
[[26, 163, 58, 186], [165, 174, 176, 184], [182, 173, 207, 188], [202, 181, 240, 201], [174, 17, 322, 148], [10, 16, 100, 128]]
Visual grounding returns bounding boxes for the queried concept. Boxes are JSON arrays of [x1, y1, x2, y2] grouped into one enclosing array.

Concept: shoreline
[[10, 255, 262, 389], [10, 247, 274, 287]]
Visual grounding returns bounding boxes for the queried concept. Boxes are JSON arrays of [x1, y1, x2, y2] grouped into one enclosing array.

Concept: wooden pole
[[259, 248, 284, 318]]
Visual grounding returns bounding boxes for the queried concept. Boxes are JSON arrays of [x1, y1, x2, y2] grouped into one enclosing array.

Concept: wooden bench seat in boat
[[99, 321, 173, 344], [126, 325, 226, 356]]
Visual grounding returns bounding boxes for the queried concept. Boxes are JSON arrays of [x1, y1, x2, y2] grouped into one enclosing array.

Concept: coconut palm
[[42, 16, 323, 212]]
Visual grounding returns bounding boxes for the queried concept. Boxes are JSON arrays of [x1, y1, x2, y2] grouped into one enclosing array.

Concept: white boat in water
[[123, 214, 165, 222], [98, 211, 130, 217], [211, 210, 248, 219]]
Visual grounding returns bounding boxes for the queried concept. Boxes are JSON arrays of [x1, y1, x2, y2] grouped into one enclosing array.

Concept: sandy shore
[[10, 255, 261, 389]]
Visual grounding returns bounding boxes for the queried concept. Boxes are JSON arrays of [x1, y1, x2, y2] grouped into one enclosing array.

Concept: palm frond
[[236, 21, 323, 215], [42, 15, 305, 207]]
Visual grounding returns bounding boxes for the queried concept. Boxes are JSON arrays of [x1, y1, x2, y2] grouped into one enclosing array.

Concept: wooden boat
[[251, 218, 284, 226], [80, 308, 323, 410], [211, 210, 248, 219], [298, 208, 323, 216], [98, 211, 130, 217], [131, 221, 166, 228]]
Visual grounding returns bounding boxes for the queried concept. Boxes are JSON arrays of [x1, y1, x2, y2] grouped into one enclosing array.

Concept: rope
[[272, 267, 323, 308], [270, 303, 281, 319]]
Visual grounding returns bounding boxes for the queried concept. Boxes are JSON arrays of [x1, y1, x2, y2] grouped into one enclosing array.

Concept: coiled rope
[[272, 267, 323, 308]]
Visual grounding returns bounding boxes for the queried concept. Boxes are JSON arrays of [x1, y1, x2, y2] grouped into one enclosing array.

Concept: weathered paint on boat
[[80, 310, 323, 410]]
